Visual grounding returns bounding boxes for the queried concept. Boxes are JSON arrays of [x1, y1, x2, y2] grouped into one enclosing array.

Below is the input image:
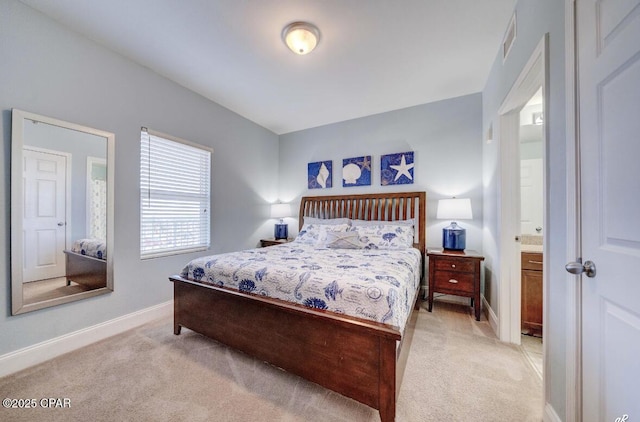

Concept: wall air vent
[[502, 12, 517, 61]]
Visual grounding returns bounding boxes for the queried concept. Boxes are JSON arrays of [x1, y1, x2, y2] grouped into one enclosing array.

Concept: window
[[140, 128, 212, 259]]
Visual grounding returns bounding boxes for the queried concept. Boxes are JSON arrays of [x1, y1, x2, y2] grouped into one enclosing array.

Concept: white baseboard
[[543, 403, 562, 422], [482, 296, 499, 337], [0, 300, 172, 378]]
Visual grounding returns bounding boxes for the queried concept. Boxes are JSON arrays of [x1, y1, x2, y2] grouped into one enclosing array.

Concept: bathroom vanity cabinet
[[521, 252, 543, 337]]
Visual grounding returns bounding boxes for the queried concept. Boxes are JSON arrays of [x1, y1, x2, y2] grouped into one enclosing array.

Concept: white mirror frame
[[11, 109, 115, 315]]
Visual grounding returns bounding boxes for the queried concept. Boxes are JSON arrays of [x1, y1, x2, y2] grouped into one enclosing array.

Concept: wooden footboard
[[171, 275, 419, 422]]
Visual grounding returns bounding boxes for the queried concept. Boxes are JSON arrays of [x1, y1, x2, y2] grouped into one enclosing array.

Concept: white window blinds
[[140, 128, 212, 259]]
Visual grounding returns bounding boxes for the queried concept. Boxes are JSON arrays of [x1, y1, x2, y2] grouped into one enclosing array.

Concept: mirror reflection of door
[[22, 147, 69, 283]]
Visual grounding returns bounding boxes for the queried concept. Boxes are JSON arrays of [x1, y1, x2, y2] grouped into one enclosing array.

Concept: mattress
[[71, 238, 107, 260], [181, 243, 421, 332]]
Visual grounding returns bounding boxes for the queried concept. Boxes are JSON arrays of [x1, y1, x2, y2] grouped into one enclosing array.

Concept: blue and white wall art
[[342, 155, 372, 187], [380, 151, 414, 185], [308, 160, 332, 189]]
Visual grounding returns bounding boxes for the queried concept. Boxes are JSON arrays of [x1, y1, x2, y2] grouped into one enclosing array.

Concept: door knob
[[565, 260, 596, 278], [57, 222, 65, 226]]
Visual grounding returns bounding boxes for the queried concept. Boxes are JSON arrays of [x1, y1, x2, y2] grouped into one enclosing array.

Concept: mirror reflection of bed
[[22, 240, 107, 306], [11, 109, 114, 314]]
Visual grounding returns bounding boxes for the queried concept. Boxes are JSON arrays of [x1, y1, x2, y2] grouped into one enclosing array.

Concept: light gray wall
[[0, 0, 278, 355], [279, 93, 483, 255], [482, 0, 566, 418]]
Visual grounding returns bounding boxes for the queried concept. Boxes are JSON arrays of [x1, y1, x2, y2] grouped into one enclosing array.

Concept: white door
[[22, 148, 67, 282], [576, 1, 640, 420]]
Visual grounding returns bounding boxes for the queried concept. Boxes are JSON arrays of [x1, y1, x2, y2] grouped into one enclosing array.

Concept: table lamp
[[436, 198, 472, 250], [271, 203, 291, 240]]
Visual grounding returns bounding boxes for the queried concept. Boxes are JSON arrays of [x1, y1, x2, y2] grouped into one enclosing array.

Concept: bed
[[170, 191, 426, 422], [64, 238, 107, 289]]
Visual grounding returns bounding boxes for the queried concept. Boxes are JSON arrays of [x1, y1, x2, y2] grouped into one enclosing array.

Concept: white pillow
[[304, 216, 350, 226], [351, 218, 414, 227], [294, 223, 350, 245], [351, 224, 414, 250]]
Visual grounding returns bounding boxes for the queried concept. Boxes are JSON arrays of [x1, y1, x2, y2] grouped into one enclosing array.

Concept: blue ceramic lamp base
[[274, 223, 288, 240], [442, 221, 466, 251]]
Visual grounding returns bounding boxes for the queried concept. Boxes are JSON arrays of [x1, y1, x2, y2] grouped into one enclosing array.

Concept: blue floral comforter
[[180, 243, 421, 332], [71, 238, 106, 260]]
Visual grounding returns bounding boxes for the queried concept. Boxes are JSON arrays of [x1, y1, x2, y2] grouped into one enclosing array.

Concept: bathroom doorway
[[519, 87, 544, 378], [495, 35, 548, 394]]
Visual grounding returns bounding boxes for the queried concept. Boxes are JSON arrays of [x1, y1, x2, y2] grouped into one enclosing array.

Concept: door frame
[[496, 35, 550, 417], [564, 0, 581, 420], [497, 35, 548, 345]]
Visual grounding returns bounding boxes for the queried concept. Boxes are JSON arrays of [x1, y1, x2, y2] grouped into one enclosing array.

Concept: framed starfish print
[[380, 151, 414, 185]]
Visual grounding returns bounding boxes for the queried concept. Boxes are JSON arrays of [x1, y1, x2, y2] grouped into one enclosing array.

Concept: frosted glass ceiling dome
[[282, 22, 320, 55]]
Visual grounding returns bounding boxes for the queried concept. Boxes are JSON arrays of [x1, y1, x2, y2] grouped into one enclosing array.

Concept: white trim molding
[[544, 403, 563, 422], [564, 0, 581, 420], [482, 296, 499, 336], [0, 301, 172, 378]]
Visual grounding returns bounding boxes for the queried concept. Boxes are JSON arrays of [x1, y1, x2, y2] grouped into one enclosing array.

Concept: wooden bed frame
[[64, 250, 107, 289], [170, 191, 426, 422]]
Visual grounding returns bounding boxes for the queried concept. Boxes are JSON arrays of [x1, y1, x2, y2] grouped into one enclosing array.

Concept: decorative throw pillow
[[351, 224, 414, 250], [321, 231, 362, 249], [294, 223, 350, 245], [314, 224, 354, 246]]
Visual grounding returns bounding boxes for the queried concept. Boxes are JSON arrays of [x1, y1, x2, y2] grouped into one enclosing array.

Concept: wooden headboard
[[299, 191, 426, 255]]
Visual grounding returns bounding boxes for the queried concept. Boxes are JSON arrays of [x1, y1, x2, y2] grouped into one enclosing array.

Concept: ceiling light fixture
[[282, 21, 320, 55]]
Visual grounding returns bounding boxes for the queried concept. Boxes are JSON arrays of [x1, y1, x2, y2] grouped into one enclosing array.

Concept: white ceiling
[[21, 0, 517, 134]]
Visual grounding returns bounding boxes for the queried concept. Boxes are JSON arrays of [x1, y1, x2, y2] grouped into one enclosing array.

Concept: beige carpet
[[0, 302, 542, 421]]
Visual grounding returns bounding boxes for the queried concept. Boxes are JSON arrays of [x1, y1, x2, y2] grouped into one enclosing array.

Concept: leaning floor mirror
[[11, 109, 115, 315]]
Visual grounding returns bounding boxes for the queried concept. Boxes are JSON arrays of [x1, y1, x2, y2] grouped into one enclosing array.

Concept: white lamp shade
[[436, 198, 472, 220], [270, 203, 291, 219]]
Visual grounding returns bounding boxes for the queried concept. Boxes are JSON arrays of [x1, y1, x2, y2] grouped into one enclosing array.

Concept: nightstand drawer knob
[[448, 279, 459, 284], [451, 264, 456, 268]]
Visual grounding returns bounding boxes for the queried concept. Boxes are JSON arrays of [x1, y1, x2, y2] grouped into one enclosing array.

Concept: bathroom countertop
[[521, 244, 543, 253]]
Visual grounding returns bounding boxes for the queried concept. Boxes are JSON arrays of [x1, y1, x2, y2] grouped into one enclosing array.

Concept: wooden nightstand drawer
[[433, 258, 475, 273], [433, 271, 475, 294]]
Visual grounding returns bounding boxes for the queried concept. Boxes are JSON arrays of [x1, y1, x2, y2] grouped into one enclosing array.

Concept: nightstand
[[427, 249, 485, 321], [260, 238, 293, 247]]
